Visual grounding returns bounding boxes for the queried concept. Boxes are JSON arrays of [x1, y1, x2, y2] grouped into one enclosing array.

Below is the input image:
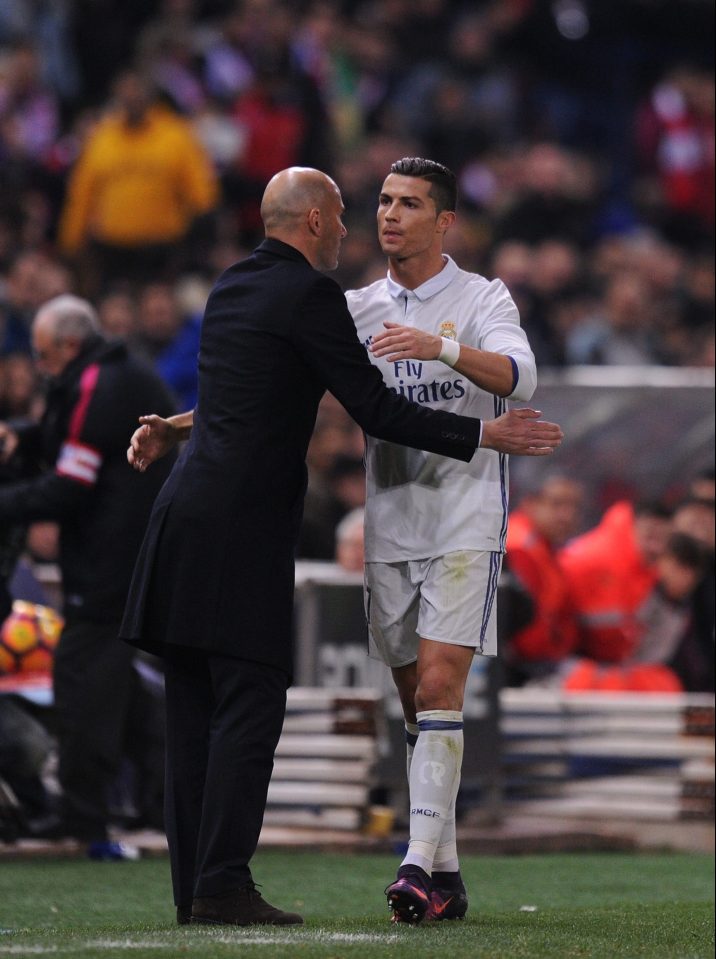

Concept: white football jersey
[[346, 256, 537, 562]]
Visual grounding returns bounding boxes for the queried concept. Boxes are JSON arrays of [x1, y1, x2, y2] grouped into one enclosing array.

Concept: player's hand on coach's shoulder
[[480, 408, 563, 456]]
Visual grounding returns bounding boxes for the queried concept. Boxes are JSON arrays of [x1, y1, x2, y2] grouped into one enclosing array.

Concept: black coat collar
[[256, 237, 311, 266]]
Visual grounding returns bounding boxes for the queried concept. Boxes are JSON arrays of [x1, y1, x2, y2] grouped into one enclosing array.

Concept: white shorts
[[364, 550, 502, 669]]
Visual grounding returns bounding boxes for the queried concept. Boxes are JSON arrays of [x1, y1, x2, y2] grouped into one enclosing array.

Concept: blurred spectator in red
[[559, 499, 673, 663], [504, 475, 583, 685], [224, 30, 334, 237], [57, 69, 219, 296], [132, 282, 201, 411], [564, 531, 711, 693], [636, 65, 715, 250]]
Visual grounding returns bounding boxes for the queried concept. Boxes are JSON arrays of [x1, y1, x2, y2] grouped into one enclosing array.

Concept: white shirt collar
[[386, 255, 459, 302]]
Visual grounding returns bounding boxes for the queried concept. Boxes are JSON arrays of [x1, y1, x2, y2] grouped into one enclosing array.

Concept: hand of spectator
[[369, 321, 441, 361], [480, 408, 563, 456], [0, 424, 19, 463], [127, 415, 179, 472]]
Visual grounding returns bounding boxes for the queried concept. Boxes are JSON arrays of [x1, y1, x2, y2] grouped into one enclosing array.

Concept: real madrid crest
[[438, 321, 457, 341]]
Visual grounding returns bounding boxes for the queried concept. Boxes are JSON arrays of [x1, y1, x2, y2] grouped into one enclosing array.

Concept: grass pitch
[[0, 850, 713, 958]]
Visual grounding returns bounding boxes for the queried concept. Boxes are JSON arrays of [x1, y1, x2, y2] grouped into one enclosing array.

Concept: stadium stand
[[501, 689, 715, 823], [265, 687, 382, 834]]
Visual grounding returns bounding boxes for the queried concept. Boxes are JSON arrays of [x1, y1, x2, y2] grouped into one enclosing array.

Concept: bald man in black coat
[[121, 167, 561, 926]]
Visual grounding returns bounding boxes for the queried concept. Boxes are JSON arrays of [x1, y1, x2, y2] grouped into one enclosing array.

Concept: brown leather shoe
[[176, 906, 192, 925], [191, 883, 304, 926]]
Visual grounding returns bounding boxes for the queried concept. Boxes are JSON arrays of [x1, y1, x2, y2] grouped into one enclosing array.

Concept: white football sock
[[432, 765, 461, 874], [405, 720, 460, 873], [401, 710, 463, 875], [404, 721, 419, 781]]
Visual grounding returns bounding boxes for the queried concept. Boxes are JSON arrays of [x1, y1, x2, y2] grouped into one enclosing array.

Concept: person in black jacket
[[0, 294, 176, 853], [121, 167, 562, 927]]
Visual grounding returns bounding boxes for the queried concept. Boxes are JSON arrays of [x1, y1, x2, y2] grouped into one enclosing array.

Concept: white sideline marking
[[0, 929, 400, 954]]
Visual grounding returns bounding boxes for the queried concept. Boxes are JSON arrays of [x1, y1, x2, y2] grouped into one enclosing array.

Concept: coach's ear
[[307, 207, 322, 236]]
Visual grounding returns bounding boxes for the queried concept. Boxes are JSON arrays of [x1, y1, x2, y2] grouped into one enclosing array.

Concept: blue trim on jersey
[[507, 355, 519, 394], [480, 550, 501, 650], [418, 720, 464, 731], [480, 553, 500, 652], [493, 396, 509, 552]]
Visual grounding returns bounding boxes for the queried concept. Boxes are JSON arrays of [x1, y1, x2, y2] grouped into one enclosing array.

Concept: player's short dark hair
[[390, 157, 458, 214]]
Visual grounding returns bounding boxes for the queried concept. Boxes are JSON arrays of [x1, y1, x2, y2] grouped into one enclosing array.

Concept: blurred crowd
[[502, 470, 715, 694], [1, 1, 714, 370], [0, 0, 713, 848], [0, 1, 714, 643]]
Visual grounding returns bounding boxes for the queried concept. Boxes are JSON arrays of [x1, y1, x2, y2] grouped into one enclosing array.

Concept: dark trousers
[[162, 646, 288, 908], [52, 619, 136, 840]]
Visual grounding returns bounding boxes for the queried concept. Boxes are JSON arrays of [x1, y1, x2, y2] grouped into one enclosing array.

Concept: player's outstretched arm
[[480, 408, 562, 456], [127, 410, 195, 472]]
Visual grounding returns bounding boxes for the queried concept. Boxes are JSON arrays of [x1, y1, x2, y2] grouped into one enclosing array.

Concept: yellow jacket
[[59, 106, 219, 253]]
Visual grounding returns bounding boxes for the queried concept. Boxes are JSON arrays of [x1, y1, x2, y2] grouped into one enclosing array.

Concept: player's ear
[[437, 210, 456, 235]]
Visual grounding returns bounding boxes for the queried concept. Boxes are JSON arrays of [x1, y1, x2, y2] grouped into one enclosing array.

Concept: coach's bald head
[[260, 167, 347, 272]]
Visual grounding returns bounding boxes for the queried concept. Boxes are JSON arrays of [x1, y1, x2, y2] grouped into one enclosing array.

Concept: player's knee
[[414, 673, 461, 712]]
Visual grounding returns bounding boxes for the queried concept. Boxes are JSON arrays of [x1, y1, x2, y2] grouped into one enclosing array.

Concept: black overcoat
[[0, 338, 176, 622], [120, 239, 483, 676]]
